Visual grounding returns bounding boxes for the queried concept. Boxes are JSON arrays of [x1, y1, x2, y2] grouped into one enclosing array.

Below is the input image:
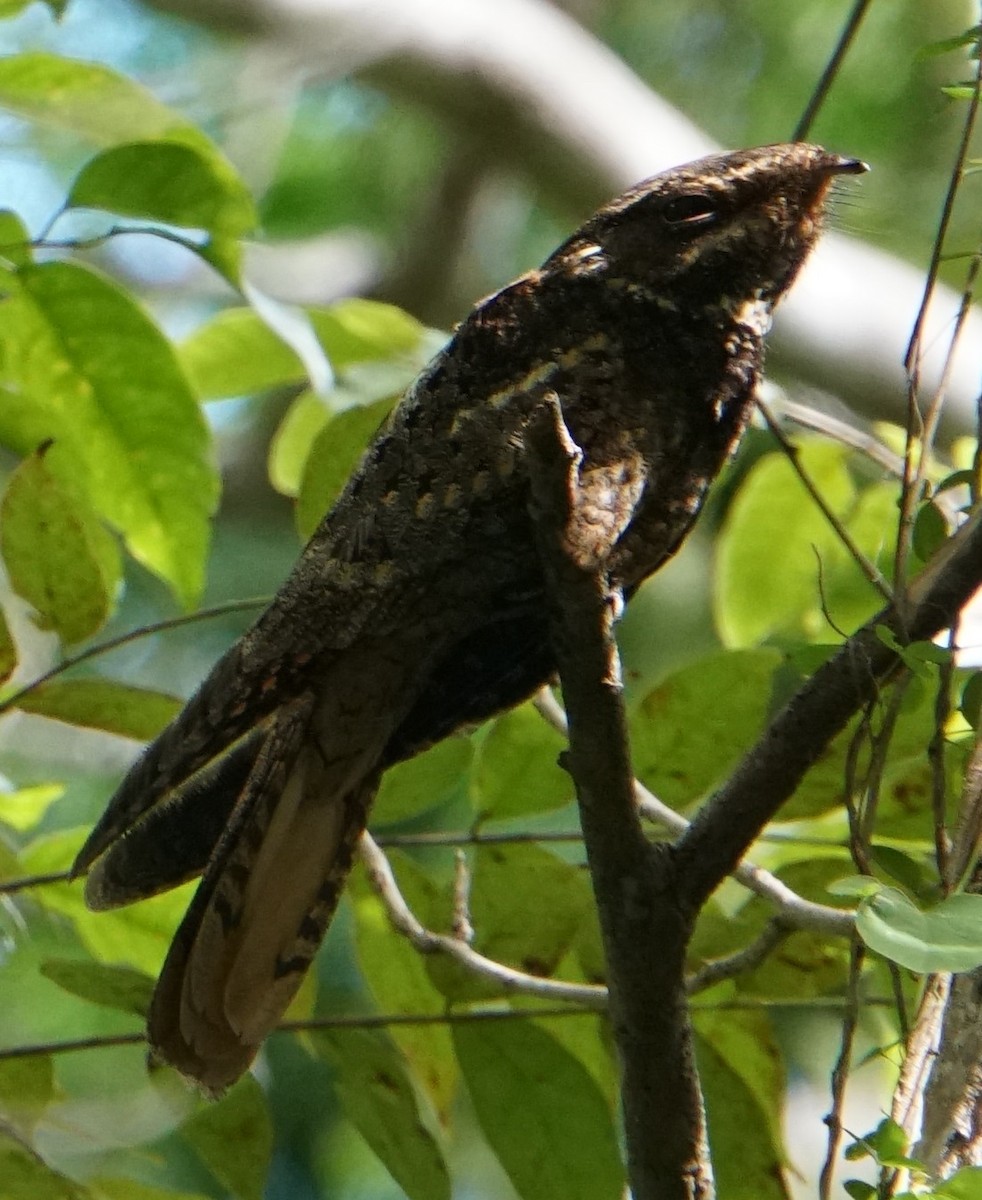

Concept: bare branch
[[756, 395, 893, 603], [686, 919, 791, 995], [0, 597, 268, 717], [358, 830, 606, 1008], [819, 939, 865, 1200]]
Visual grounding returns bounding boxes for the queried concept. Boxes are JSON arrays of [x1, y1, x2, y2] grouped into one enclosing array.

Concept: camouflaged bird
[[73, 143, 865, 1092]]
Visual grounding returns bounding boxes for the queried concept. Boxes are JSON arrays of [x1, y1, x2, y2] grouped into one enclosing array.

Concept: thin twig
[[896, 48, 982, 605], [772, 396, 905, 480], [686, 919, 792, 995], [843, 704, 875, 875], [930, 627, 956, 890], [451, 849, 475, 944], [0, 1005, 599, 1063], [793, 0, 875, 141], [0, 869, 72, 895], [819, 938, 865, 1200], [757, 396, 893, 604], [358, 830, 606, 1008], [859, 679, 910, 849], [0, 597, 269, 717]]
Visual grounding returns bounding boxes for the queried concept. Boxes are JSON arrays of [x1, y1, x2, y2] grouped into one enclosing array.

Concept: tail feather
[[73, 641, 300, 878], [146, 692, 380, 1094], [84, 731, 267, 910]]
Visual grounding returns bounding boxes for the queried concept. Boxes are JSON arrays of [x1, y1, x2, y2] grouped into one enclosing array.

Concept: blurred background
[[0, 1, 979, 1196]]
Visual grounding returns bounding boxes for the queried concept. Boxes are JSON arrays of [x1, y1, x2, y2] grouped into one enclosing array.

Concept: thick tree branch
[[676, 504, 982, 910], [534, 686, 854, 938], [141, 0, 982, 435], [526, 398, 712, 1200]]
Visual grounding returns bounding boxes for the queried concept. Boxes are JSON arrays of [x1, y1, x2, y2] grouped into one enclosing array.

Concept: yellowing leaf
[[1, 446, 121, 644], [0, 261, 218, 608]]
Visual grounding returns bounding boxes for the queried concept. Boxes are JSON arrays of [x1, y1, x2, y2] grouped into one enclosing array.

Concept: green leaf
[[874, 625, 949, 678], [0, 208, 32, 267], [179, 307, 307, 400], [846, 1118, 910, 1166], [350, 860, 458, 1117], [0, 1130, 85, 1200], [856, 888, 982, 972], [472, 702, 571, 821], [917, 29, 981, 59], [196, 235, 243, 289], [870, 844, 935, 899], [937, 1167, 982, 1199], [716, 441, 888, 646], [315, 1026, 450, 1200], [68, 142, 256, 236], [39, 957, 154, 1018], [297, 398, 392, 539], [0, 52, 224, 154], [828, 875, 882, 899], [374, 735, 472, 825], [843, 1182, 876, 1199], [1, 446, 121, 644], [90, 1179, 212, 1200], [960, 671, 982, 728], [629, 648, 781, 807], [306, 300, 426, 366], [0, 1056, 54, 1137], [0, 606, 16, 683], [0, 1, 34, 18], [14, 680, 181, 740], [267, 390, 331, 497], [0, 261, 218, 608], [180, 300, 426, 401], [694, 1007, 788, 1195], [695, 1027, 790, 1199], [181, 1076, 273, 1200], [912, 500, 949, 560], [454, 1019, 623, 1200], [0, 783, 64, 832], [463, 845, 592, 996]]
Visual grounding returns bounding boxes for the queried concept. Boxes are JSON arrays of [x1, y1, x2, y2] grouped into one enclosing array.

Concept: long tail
[[142, 693, 378, 1093], [73, 638, 300, 887]]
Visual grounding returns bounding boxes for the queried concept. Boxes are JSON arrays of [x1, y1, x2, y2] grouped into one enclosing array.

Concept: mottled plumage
[[73, 143, 865, 1092]]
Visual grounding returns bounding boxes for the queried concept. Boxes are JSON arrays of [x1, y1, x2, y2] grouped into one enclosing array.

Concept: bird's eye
[[661, 193, 719, 227]]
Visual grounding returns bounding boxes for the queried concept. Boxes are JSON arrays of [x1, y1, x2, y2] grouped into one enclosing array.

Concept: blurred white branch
[[142, 0, 982, 436]]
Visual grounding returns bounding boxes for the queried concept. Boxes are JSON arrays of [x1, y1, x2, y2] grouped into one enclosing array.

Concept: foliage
[[0, 4, 979, 1200]]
